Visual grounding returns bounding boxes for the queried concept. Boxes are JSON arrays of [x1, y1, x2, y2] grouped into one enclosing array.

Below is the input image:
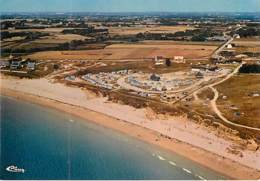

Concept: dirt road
[[194, 62, 260, 131]]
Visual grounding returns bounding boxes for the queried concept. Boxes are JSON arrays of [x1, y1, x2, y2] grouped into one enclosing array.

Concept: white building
[[191, 68, 201, 72], [234, 34, 240, 39], [154, 56, 165, 65], [227, 44, 233, 49], [174, 56, 184, 60], [173, 56, 185, 63]]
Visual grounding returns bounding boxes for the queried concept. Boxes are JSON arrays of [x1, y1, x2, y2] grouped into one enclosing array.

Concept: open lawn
[[216, 74, 260, 128]]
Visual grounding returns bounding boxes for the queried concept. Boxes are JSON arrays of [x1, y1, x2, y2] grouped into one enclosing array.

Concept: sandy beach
[[1, 75, 260, 179]]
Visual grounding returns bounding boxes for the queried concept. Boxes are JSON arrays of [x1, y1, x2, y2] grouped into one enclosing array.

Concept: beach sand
[[1, 75, 260, 179]]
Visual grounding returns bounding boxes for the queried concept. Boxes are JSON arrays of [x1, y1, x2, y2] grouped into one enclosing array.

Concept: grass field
[[25, 41, 218, 60], [216, 74, 260, 128], [197, 87, 215, 101]]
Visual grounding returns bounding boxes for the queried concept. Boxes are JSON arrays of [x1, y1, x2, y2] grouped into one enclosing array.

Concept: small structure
[[227, 44, 233, 49], [174, 56, 184, 61], [235, 54, 248, 59], [234, 34, 240, 39], [150, 74, 160, 81], [0, 61, 10, 68], [138, 92, 150, 98], [195, 71, 204, 78], [173, 56, 185, 63], [250, 92, 260, 97], [191, 64, 218, 72], [27, 61, 36, 70], [9, 55, 14, 59], [162, 86, 167, 91], [10, 59, 22, 70], [65, 75, 76, 81], [207, 36, 228, 41], [154, 56, 164, 66], [191, 68, 200, 72]]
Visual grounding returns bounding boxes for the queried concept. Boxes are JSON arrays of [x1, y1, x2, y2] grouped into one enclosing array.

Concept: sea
[[0, 96, 227, 180]]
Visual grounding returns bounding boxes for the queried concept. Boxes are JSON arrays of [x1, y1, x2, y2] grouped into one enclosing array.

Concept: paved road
[[211, 37, 234, 59], [212, 25, 245, 60]]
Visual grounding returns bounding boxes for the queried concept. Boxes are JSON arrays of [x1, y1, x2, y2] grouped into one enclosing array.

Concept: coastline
[[1, 87, 260, 180]]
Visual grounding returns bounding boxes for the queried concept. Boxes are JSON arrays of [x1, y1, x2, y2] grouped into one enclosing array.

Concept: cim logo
[[6, 165, 25, 173]]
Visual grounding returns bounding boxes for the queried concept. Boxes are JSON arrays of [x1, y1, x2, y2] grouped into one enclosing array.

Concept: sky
[[0, 0, 260, 13]]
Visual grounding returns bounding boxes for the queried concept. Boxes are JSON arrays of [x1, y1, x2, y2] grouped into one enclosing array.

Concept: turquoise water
[[0, 96, 227, 180]]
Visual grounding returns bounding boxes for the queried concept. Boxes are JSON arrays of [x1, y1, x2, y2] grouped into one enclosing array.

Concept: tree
[[191, 34, 206, 42], [165, 58, 171, 66], [53, 64, 59, 70]]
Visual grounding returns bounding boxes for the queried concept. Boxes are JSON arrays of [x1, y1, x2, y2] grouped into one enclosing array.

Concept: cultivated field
[[0, 26, 91, 52], [216, 74, 260, 128], [32, 34, 89, 43], [25, 41, 218, 60], [232, 38, 260, 54], [1, 33, 88, 49], [109, 25, 195, 35], [233, 38, 260, 47], [6, 28, 67, 33], [235, 47, 260, 54]]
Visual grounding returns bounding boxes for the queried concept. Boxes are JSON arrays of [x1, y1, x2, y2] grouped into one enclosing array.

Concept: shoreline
[[1, 87, 260, 179]]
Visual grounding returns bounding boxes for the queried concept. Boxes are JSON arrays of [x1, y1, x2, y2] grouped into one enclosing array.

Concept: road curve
[[193, 62, 259, 131], [210, 86, 260, 132]]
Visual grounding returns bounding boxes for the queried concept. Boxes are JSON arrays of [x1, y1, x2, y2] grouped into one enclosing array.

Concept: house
[[191, 65, 218, 72], [174, 56, 184, 60], [0, 61, 10, 68], [195, 71, 204, 78], [154, 56, 165, 65], [155, 61, 164, 65], [173, 56, 185, 63], [10, 59, 22, 69], [252, 93, 260, 97], [235, 54, 248, 59], [227, 44, 233, 49], [27, 61, 36, 70], [65, 75, 76, 81], [191, 68, 200, 72], [234, 34, 240, 39], [207, 36, 228, 41]]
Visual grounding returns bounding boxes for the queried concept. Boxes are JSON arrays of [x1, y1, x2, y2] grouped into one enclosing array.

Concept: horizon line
[[1, 11, 260, 14]]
